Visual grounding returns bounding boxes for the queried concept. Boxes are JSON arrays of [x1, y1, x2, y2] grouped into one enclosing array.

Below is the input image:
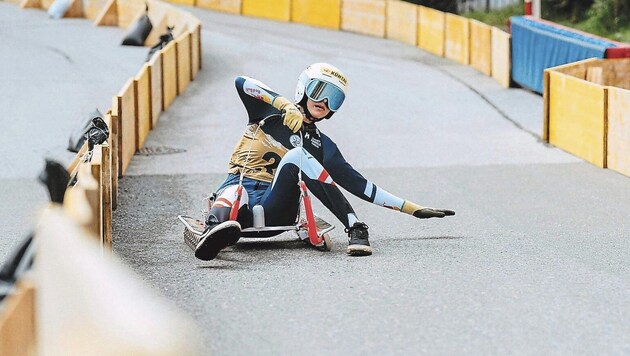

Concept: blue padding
[[510, 16, 617, 93]]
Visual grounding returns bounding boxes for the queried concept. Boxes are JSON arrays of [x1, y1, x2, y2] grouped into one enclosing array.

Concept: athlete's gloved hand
[[413, 207, 456, 219], [272, 97, 303, 133]]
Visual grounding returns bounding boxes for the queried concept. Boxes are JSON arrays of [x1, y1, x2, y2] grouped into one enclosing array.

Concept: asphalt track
[[5, 3, 630, 354], [109, 7, 630, 354]]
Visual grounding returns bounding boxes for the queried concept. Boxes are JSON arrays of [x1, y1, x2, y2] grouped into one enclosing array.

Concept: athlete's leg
[[261, 148, 359, 229]]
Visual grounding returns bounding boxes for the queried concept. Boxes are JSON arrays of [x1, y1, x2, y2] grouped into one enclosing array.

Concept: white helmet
[[294, 63, 348, 118]]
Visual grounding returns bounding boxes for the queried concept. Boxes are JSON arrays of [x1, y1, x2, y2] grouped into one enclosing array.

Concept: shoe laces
[[345, 222, 369, 235]]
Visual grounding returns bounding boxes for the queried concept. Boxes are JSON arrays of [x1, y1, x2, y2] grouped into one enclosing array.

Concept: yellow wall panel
[[176, 32, 192, 94], [417, 5, 444, 57], [549, 72, 607, 167], [163, 0, 195, 6], [292, 0, 340, 30], [242, 0, 290, 22], [469, 19, 491, 76], [607, 87, 630, 177], [116, 79, 137, 175], [386, 0, 417, 46], [341, 0, 386, 38], [135, 64, 151, 150], [491, 27, 510, 88], [148, 51, 163, 128], [445, 13, 469, 65], [162, 41, 178, 110], [197, 0, 241, 14]]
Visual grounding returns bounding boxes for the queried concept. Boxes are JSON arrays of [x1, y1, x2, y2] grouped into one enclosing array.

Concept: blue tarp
[[510, 16, 618, 94]]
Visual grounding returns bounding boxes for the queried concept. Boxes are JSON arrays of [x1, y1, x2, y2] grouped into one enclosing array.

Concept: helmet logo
[[322, 68, 347, 86], [289, 135, 302, 148]]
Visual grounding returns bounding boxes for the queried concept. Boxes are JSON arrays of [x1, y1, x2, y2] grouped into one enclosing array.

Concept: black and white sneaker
[[346, 222, 372, 256], [194, 215, 241, 261]]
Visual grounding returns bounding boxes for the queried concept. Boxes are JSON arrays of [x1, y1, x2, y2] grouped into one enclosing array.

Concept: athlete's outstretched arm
[[320, 134, 455, 219], [234, 76, 302, 132]]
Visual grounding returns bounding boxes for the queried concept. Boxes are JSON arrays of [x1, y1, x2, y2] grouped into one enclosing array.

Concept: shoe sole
[[346, 244, 372, 256], [195, 221, 241, 261]]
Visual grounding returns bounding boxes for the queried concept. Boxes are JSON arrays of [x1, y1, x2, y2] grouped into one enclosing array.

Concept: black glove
[[413, 207, 456, 219]]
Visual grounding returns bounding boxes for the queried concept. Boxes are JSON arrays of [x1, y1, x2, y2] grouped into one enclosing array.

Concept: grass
[[462, 4, 630, 43]]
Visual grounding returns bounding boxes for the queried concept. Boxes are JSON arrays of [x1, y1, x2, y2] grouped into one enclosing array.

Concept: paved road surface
[[112, 8, 630, 355], [0, 3, 144, 259]]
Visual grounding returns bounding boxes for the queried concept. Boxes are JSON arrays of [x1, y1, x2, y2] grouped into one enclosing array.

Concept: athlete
[[188, 63, 455, 261]]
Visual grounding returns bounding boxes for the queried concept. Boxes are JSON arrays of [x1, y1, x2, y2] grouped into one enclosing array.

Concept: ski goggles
[[305, 79, 345, 112]]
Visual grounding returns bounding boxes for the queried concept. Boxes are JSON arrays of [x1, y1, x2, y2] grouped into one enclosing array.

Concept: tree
[[589, 0, 630, 30], [543, 0, 594, 22]]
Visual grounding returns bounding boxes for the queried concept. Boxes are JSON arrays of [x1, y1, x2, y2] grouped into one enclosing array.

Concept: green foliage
[[588, 0, 630, 31], [464, 3, 523, 30], [403, 0, 458, 13], [542, 0, 595, 23]]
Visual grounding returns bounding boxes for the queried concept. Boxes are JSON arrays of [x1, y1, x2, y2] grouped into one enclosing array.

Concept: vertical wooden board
[[340, 0, 386, 38], [135, 64, 151, 150], [291, 0, 340, 30], [148, 51, 163, 128], [176, 32, 192, 94], [116, 0, 145, 28], [85, 0, 110, 20], [386, 0, 417, 46], [196, 0, 241, 13], [94, 0, 118, 26], [145, 11, 168, 47], [20, 0, 41, 8], [162, 41, 178, 110], [165, 8, 190, 38], [242, 0, 290, 21], [89, 147, 103, 239], [602, 58, 630, 89], [549, 72, 607, 167], [417, 6, 444, 57], [607, 87, 630, 177], [491, 27, 510, 88], [100, 143, 113, 248], [42, 0, 54, 9], [0, 281, 36, 356], [445, 13, 469, 65], [191, 24, 200, 79], [104, 111, 118, 208], [64, 0, 84, 18], [5, 0, 22, 4], [117, 79, 137, 175], [469, 19, 491, 76]]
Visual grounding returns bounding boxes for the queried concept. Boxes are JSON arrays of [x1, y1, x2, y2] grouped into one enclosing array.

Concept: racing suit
[[211, 76, 440, 230]]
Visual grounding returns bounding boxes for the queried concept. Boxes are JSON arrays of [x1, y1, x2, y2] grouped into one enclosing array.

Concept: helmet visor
[[305, 79, 345, 112]]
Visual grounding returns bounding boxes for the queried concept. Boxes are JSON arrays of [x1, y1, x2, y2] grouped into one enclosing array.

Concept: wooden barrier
[[104, 112, 119, 209], [135, 64, 152, 150], [94, 0, 118, 26], [491, 27, 511, 88], [291, 0, 340, 30], [113, 79, 137, 175], [164, 0, 195, 7], [242, 0, 290, 22], [445, 13, 469, 65], [85, 0, 110, 20], [469, 19, 491, 76], [386, 0, 417, 46], [196, 0, 241, 14], [162, 41, 178, 110], [35, 208, 201, 354], [117, 0, 146, 29], [191, 24, 201, 79], [417, 5, 444, 57], [547, 70, 608, 167], [148, 51, 163, 128], [341, 0, 386, 38], [176, 32, 192, 94], [607, 87, 630, 177], [145, 3, 169, 46], [0, 280, 36, 356]]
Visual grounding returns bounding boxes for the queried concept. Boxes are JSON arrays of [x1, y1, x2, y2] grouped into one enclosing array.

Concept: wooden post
[[94, 0, 118, 26], [0, 280, 36, 356], [101, 143, 113, 249]]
